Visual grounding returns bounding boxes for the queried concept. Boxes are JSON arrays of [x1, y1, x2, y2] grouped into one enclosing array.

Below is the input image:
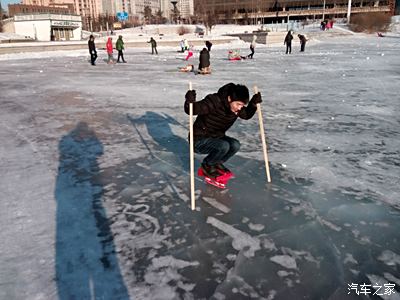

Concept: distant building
[[194, 0, 394, 24], [8, 4, 74, 17], [22, 0, 99, 20], [178, 0, 193, 19], [160, 0, 172, 19], [2, 13, 82, 41], [159, 0, 193, 21], [132, 0, 160, 20]]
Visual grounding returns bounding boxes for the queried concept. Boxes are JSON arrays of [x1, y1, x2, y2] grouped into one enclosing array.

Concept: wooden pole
[[254, 86, 271, 183], [189, 81, 196, 210], [347, 0, 352, 24]]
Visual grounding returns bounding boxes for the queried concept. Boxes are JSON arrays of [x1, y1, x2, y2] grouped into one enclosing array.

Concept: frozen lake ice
[[0, 32, 399, 299]]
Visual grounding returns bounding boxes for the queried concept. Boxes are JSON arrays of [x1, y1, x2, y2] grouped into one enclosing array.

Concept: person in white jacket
[[247, 35, 257, 59]]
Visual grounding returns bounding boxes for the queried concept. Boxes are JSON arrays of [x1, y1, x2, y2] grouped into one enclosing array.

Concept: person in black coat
[[88, 35, 97, 66], [198, 48, 211, 74], [184, 83, 262, 178], [205, 40, 212, 52], [284, 31, 293, 54], [148, 37, 158, 54], [298, 34, 307, 52]]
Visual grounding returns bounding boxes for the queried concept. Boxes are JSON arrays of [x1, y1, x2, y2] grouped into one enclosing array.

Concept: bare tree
[[0, 2, 6, 32], [195, 2, 217, 34], [144, 6, 152, 23]]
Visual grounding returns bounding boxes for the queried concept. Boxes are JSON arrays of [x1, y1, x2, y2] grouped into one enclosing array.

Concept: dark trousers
[[286, 43, 292, 54], [248, 46, 255, 59], [117, 50, 125, 62], [300, 43, 305, 52], [194, 136, 240, 166], [152, 46, 158, 54], [90, 51, 97, 65]]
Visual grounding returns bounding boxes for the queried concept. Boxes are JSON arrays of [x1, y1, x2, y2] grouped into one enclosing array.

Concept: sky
[[2, 0, 20, 10]]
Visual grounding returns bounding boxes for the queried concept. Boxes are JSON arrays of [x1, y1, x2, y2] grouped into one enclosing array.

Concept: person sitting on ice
[[228, 49, 246, 61], [179, 64, 194, 72], [184, 83, 262, 178]]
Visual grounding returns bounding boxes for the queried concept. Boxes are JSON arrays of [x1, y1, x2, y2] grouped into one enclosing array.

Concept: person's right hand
[[251, 92, 262, 105], [185, 90, 196, 103]]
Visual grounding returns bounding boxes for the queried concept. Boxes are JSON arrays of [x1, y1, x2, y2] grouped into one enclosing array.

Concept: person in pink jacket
[[106, 37, 115, 64]]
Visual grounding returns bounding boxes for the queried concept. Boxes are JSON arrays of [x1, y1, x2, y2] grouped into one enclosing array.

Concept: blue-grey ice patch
[[202, 197, 231, 213], [270, 255, 297, 270], [377, 250, 400, 267], [141, 256, 199, 299], [206, 217, 261, 257], [309, 166, 337, 189], [343, 253, 358, 265], [248, 223, 265, 232]]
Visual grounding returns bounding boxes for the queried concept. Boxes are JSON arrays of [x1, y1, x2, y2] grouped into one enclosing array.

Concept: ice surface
[[1, 29, 400, 299]]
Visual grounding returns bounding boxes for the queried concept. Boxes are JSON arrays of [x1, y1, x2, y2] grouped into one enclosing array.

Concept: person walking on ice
[[116, 35, 127, 63], [88, 35, 97, 66], [247, 35, 257, 59], [106, 37, 115, 64], [148, 37, 158, 55], [184, 83, 262, 178]]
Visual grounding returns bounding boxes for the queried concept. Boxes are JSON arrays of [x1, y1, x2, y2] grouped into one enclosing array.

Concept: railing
[[231, 5, 390, 19]]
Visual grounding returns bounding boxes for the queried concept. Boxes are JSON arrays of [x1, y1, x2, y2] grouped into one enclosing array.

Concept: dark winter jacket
[[298, 34, 307, 44], [184, 83, 258, 140], [284, 32, 293, 45], [205, 40, 212, 51], [148, 38, 157, 47], [88, 40, 96, 53], [198, 48, 210, 70]]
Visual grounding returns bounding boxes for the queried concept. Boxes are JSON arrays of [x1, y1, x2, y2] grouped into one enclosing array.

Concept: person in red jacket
[[106, 37, 115, 64]]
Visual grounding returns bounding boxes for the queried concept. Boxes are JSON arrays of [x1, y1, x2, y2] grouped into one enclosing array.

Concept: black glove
[[251, 92, 262, 105], [185, 90, 196, 103]]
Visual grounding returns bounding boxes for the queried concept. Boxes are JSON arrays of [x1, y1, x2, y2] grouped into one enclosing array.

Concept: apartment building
[[23, 0, 99, 19]]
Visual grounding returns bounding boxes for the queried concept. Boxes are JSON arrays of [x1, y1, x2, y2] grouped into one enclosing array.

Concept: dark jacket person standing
[[284, 31, 293, 54], [88, 35, 97, 66], [198, 48, 210, 73], [298, 34, 307, 52], [205, 40, 212, 52], [184, 83, 262, 178], [148, 37, 158, 54]]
